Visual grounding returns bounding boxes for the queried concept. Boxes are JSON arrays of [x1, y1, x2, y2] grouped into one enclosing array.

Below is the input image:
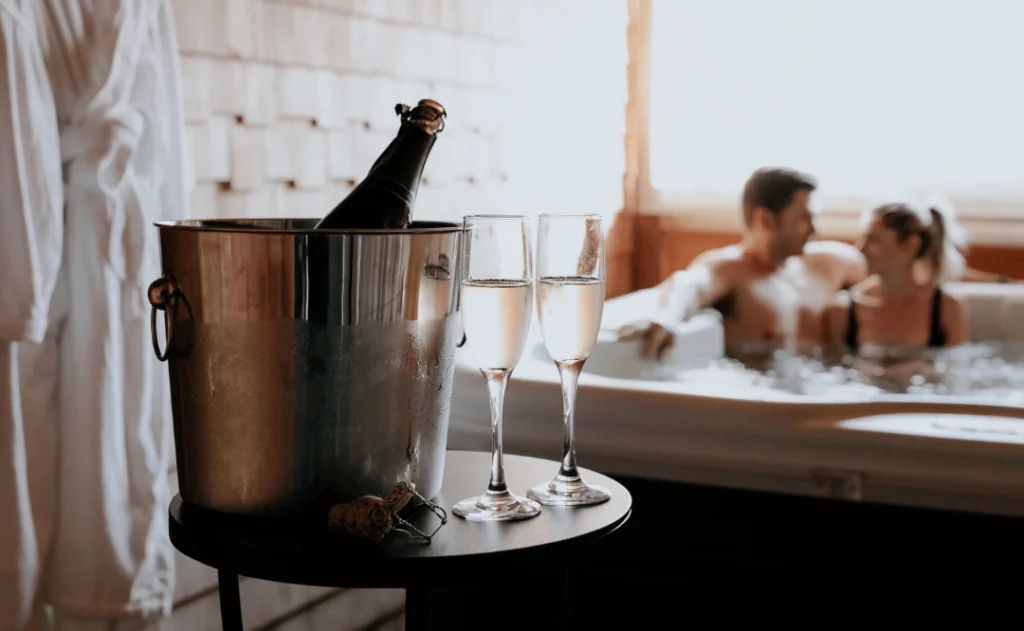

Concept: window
[[644, 0, 1024, 241]]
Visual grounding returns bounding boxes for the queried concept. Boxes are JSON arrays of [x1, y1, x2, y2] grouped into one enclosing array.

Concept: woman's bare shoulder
[[939, 286, 967, 345], [940, 288, 965, 316]]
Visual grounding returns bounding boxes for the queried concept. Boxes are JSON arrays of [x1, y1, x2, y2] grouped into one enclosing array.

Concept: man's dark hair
[[741, 168, 817, 226]]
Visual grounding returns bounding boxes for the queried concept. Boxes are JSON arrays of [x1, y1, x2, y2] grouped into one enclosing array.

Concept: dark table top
[[169, 450, 632, 588]]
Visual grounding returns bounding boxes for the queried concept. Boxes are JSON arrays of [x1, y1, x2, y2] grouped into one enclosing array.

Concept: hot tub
[[447, 281, 1024, 519]]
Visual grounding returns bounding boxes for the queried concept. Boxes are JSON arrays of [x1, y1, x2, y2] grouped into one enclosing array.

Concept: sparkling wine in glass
[[528, 214, 611, 506], [453, 215, 542, 522]]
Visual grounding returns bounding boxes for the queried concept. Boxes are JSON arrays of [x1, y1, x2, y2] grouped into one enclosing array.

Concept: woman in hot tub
[[822, 201, 968, 353]]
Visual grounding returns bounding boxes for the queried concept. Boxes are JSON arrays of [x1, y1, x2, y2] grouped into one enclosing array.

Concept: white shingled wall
[[175, 0, 628, 226]]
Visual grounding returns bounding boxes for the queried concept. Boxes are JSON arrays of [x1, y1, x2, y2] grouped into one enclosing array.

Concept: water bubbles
[[655, 341, 1024, 405]]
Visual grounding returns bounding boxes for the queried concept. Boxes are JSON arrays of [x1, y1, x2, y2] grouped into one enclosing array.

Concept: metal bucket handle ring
[[147, 275, 179, 362]]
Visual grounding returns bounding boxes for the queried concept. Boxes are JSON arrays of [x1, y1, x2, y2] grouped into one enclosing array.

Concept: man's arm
[[652, 254, 736, 326], [804, 240, 867, 289], [820, 293, 852, 348], [960, 267, 1017, 283], [639, 254, 737, 359]]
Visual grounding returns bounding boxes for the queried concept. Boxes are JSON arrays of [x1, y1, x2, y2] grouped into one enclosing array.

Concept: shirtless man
[[640, 167, 866, 359]]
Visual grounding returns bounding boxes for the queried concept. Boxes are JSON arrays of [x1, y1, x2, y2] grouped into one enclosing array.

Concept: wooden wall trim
[[633, 216, 1024, 290], [623, 0, 651, 217], [616, 0, 652, 297]]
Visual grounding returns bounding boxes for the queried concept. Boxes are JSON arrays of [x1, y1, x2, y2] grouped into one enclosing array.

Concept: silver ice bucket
[[148, 219, 464, 516]]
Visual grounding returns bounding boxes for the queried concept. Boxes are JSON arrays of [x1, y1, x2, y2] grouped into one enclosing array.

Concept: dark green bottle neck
[[315, 103, 443, 230], [365, 120, 438, 204]]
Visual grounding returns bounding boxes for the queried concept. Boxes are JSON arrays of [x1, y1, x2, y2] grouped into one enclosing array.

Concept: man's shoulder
[[665, 245, 745, 291], [691, 244, 744, 269]]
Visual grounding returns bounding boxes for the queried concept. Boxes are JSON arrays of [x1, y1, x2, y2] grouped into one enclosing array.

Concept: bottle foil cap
[[396, 99, 446, 134]]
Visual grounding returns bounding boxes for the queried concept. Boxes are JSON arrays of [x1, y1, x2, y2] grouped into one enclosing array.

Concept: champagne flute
[[528, 214, 611, 506], [453, 215, 542, 521]]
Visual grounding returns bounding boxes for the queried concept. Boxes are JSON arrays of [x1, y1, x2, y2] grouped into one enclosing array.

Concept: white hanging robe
[[0, 2, 66, 630], [1, 0, 190, 629]]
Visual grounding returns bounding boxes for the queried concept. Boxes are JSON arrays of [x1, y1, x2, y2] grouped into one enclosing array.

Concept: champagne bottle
[[315, 99, 446, 230]]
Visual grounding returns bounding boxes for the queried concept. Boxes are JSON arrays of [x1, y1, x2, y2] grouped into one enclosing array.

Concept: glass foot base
[[527, 474, 612, 506], [452, 490, 542, 522]]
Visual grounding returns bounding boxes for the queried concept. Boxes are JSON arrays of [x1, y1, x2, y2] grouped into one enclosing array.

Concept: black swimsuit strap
[[845, 297, 859, 351], [928, 287, 946, 347]]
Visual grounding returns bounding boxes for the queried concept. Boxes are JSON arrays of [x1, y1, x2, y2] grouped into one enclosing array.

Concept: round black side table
[[169, 450, 632, 631]]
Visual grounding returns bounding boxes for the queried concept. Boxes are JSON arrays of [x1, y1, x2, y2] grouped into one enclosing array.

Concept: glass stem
[[555, 360, 584, 480], [483, 369, 510, 495]]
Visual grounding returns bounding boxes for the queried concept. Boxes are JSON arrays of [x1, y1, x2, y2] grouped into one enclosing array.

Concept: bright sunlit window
[[648, 0, 1024, 216]]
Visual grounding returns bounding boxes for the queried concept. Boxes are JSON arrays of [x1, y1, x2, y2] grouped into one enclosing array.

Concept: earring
[[911, 259, 932, 286]]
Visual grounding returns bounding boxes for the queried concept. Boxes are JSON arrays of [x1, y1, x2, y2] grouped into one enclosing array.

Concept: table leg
[[562, 568, 573, 626], [218, 569, 245, 631], [404, 587, 432, 631]]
